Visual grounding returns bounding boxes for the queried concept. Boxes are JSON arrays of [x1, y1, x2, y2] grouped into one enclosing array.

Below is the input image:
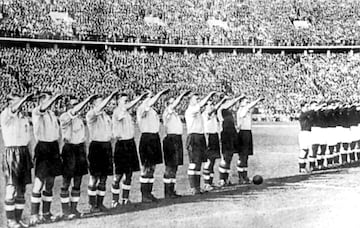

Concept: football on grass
[[253, 175, 263, 185]]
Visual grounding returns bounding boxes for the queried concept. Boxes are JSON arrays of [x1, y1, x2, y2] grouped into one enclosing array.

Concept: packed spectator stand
[[1, 0, 360, 46], [0, 44, 359, 120]]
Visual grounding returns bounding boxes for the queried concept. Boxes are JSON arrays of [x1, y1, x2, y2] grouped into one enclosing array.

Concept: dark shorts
[[205, 133, 220, 160], [2, 146, 33, 186], [61, 143, 88, 177], [221, 131, 238, 157], [163, 134, 184, 166], [34, 141, 62, 179], [186, 133, 206, 164], [88, 141, 113, 176], [139, 133, 162, 166], [238, 130, 253, 156], [114, 138, 140, 174]]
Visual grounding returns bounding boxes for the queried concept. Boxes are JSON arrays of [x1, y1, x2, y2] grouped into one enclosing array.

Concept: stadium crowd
[[0, 0, 360, 45], [0, 46, 360, 119]]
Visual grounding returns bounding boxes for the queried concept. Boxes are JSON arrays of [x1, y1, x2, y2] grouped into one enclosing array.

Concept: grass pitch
[[0, 122, 300, 227]]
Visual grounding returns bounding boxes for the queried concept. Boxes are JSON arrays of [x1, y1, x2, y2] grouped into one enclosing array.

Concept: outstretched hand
[[181, 90, 192, 97], [161, 88, 171, 95], [25, 93, 34, 101]]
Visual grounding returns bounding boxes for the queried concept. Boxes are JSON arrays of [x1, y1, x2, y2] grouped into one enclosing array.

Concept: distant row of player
[[298, 100, 360, 173], [1, 89, 263, 228]]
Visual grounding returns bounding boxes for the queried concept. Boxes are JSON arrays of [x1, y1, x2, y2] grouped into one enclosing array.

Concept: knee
[[188, 163, 196, 170], [113, 175, 121, 184], [32, 178, 44, 194], [203, 159, 211, 169], [165, 166, 176, 177], [164, 167, 171, 177], [5, 185, 15, 201], [61, 180, 71, 192], [88, 176, 98, 188], [123, 174, 132, 185], [97, 176, 107, 190], [73, 176, 82, 189], [142, 165, 155, 177], [220, 159, 226, 167], [238, 157, 248, 167], [188, 162, 200, 171], [16, 185, 26, 198], [15, 193, 25, 203], [45, 179, 55, 192], [99, 176, 107, 186], [237, 160, 243, 167], [220, 157, 231, 167]]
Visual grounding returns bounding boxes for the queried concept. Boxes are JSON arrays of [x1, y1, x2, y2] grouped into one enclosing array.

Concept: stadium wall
[[1, 37, 360, 54]]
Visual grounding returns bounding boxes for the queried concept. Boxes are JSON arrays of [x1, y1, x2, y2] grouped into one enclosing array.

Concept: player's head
[[240, 97, 248, 107], [67, 95, 79, 109], [92, 95, 103, 107], [205, 100, 214, 111], [117, 93, 128, 105], [309, 100, 317, 110], [6, 93, 22, 106], [167, 97, 175, 106], [38, 91, 52, 104], [300, 101, 309, 112], [326, 100, 337, 110], [145, 89, 153, 99], [107, 98, 117, 112], [333, 100, 341, 107], [140, 89, 152, 105], [189, 93, 200, 105]]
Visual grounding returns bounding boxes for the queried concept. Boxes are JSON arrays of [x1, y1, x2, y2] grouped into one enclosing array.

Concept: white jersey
[[1, 108, 31, 147], [163, 105, 183, 135], [112, 106, 135, 140], [136, 99, 160, 133], [237, 107, 252, 130], [185, 103, 204, 134], [202, 110, 219, 134], [60, 111, 86, 144], [32, 106, 60, 142], [86, 109, 112, 142]]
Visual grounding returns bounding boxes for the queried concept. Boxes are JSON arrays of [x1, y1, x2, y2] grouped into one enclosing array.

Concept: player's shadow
[[75, 167, 350, 221]]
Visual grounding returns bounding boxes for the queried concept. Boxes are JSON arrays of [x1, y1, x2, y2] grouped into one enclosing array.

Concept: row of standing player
[[1, 89, 263, 228], [298, 100, 360, 173]]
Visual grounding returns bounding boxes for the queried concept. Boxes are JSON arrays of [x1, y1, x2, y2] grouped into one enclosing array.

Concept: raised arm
[[313, 102, 326, 111], [199, 91, 217, 108], [208, 96, 230, 116], [40, 93, 63, 112], [221, 95, 246, 110], [171, 90, 191, 109], [147, 88, 170, 107], [93, 90, 119, 113], [10, 93, 33, 113], [246, 97, 264, 110], [126, 92, 149, 110], [70, 94, 98, 116]]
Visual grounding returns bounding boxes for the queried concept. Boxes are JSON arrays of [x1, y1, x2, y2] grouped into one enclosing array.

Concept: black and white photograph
[[1, 0, 360, 227]]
